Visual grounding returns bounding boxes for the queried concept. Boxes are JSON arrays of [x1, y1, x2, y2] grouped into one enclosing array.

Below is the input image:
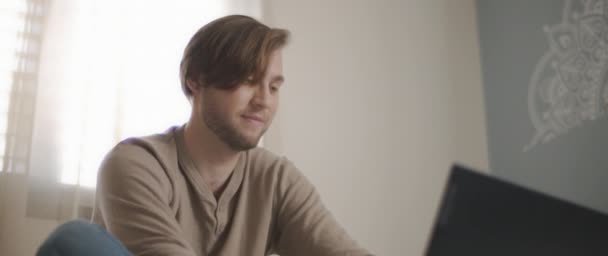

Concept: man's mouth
[[241, 114, 265, 125]]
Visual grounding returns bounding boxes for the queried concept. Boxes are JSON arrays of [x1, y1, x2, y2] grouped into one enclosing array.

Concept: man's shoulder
[[110, 126, 178, 158], [94, 128, 181, 220], [101, 126, 180, 179], [118, 126, 178, 149]]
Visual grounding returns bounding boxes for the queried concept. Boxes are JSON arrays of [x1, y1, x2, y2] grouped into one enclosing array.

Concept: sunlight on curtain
[[0, 0, 27, 172], [33, 0, 229, 188]]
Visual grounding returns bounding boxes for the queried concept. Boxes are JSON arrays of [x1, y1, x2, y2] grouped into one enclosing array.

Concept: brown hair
[[179, 15, 290, 98]]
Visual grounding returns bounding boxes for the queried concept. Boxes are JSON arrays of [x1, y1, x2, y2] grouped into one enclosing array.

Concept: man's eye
[[244, 76, 255, 85]]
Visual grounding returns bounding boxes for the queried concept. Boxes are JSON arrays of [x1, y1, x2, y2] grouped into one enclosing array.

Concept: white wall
[[262, 0, 488, 255]]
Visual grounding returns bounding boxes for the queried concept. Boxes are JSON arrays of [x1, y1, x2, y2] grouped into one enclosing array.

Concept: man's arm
[[93, 143, 196, 256], [273, 159, 373, 256]]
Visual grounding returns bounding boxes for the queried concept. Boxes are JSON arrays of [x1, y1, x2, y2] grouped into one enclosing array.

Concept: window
[[0, 0, 37, 174], [1, 0, 229, 188]]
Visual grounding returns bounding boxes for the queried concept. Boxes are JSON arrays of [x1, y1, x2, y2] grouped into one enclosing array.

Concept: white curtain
[[0, 0, 260, 254]]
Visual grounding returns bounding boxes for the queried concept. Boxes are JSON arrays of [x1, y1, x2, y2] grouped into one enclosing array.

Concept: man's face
[[198, 50, 284, 151]]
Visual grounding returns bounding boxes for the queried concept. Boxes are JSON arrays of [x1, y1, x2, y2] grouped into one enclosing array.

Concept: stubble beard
[[202, 109, 267, 151]]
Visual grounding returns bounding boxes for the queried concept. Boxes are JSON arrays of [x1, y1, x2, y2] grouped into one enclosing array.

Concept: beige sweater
[[92, 126, 372, 256]]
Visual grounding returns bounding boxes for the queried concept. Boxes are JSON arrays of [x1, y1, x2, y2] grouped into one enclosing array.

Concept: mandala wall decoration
[[526, 0, 608, 151]]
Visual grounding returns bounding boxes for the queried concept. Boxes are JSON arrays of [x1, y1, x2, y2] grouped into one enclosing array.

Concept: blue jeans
[[37, 219, 132, 256]]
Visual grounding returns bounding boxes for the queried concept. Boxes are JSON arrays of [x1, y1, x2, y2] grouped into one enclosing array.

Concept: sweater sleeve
[[93, 142, 196, 256], [273, 159, 374, 256]]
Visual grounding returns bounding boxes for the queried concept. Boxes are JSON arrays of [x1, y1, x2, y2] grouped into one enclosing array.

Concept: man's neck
[[183, 119, 240, 197]]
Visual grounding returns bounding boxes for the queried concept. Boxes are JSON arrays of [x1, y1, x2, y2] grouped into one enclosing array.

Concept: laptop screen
[[425, 165, 608, 256]]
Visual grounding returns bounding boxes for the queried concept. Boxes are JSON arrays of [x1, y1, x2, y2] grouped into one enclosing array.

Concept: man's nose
[[251, 84, 271, 108]]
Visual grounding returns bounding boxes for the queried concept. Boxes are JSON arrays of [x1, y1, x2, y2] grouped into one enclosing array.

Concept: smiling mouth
[[241, 115, 265, 125]]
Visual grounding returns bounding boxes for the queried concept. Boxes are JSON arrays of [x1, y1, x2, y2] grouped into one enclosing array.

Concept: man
[[84, 15, 372, 256]]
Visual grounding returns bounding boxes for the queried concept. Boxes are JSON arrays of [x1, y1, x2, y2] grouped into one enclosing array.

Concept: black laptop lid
[[425, 165, 608, 256]]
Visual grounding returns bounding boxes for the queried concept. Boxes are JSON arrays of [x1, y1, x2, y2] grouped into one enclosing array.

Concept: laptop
[[425, 165, 608, 255]]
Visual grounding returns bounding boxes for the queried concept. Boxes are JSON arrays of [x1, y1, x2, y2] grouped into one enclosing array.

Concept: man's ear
[[186, 79, 201, 95]]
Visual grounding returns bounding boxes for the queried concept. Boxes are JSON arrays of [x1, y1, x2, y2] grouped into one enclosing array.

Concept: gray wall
[[478, 0, 608, 213]]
